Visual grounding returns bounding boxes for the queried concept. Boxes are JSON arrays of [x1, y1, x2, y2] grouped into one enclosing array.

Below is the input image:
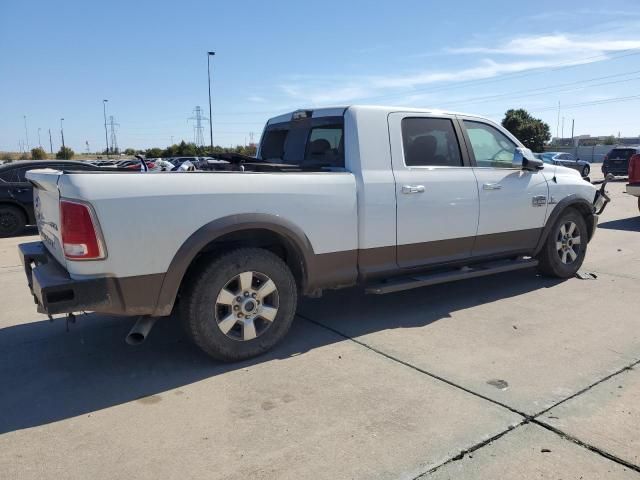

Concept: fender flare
[[533, 195, 595, 256], [152, 213, 316, 316]]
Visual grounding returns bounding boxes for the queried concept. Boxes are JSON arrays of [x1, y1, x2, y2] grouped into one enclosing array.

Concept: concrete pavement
[[1, 178, 639, 479]]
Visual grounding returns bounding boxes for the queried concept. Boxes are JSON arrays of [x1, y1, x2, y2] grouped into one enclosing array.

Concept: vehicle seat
[[406, 135, 444, 166]]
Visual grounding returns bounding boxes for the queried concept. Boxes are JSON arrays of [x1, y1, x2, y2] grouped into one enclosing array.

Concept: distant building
[[551, 135, 640, 147]]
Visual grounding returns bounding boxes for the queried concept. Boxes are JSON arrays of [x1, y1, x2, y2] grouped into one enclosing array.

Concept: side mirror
[[513, 147, 544, 171]]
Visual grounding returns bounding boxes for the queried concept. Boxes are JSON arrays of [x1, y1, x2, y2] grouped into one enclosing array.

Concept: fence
[[543, 145, 616, 164]]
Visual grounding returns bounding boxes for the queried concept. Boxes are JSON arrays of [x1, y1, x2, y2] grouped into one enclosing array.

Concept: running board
[[365, 258, 539, 295]]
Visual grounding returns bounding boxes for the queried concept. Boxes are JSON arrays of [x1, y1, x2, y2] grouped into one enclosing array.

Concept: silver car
[[535, 152, 591, 177]]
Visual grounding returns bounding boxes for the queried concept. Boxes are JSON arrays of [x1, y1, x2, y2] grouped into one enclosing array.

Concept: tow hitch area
[[594, 180, 610, 215]]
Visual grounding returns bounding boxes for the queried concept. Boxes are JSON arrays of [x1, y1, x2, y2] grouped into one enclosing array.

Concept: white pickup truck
[[19, 106, 609, 361]]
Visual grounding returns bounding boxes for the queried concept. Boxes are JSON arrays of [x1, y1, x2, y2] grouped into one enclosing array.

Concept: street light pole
[[103, 99, 110, 158], [60, 118, 65, 158], [48, 129, 53, 154], [23, 115, 30, 151], [38, 128, 42, 148], [207, 51, 216, 153]]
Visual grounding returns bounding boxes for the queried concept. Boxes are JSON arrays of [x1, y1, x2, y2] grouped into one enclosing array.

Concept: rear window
[[608, 149, 636, 160], [260, 115, 344, 168]]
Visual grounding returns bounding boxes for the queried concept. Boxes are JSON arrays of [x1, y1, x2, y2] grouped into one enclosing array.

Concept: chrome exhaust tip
[[126, 316, 158, 346]]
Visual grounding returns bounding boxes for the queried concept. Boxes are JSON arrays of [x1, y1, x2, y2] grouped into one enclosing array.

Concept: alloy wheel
[[214, 270, 279, 341]]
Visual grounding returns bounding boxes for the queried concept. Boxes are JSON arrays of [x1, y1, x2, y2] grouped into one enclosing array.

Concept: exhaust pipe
[[126, 316, 158, 346]]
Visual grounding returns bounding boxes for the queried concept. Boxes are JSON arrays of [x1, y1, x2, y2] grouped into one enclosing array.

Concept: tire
[[637, 197, 640, 213], [179, 248, 297, 362], [536, 208, 588, 278], [0, 205, 26, 237], [581, 165, 590, 177]]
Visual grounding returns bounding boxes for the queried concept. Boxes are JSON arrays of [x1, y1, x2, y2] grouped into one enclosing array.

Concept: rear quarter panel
[[58, 172, 358, 279]]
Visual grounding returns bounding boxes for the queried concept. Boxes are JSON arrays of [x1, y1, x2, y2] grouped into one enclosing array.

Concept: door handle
[[483, 183, 502, 190], [402, 185, 425, 194]]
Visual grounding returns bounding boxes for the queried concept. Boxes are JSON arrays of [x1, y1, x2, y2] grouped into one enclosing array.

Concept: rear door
[[459, 118, 549, 257], [389, 112, 479, 268]]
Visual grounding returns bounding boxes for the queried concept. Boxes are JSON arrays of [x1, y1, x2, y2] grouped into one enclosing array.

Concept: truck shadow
[[598, 216, 640, 232], [0, 270, 561, 434]]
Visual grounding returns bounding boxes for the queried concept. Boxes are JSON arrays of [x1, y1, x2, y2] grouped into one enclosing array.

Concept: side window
[[401, 117, 462, 167], [304, 125, 344, 167], [15, 167, 32, 182], [0, 169, 17, 182], [463, 120, 517, 168]]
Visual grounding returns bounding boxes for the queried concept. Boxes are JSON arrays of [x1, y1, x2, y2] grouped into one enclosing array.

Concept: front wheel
[[537, 208, 588, 278], [180, 248, 297, 362]]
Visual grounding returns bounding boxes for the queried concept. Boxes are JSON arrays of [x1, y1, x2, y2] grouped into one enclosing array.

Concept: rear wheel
[[537, 208, 587, 278], [581, 165, 590, 177], [180, 248, 297, 361], [0, 205, 26, 237]]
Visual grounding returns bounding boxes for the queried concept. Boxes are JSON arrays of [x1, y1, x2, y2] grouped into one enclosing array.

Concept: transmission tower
[[85, 141, 91, 154], [108, 115, 119, 153], [188, 106, 208, 147]]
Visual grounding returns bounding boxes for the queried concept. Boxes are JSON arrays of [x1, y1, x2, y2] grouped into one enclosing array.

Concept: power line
[[485, 93, 640, 117], [437, 69, 640, 108]]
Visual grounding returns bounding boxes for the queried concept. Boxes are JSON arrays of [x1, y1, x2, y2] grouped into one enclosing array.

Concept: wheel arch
[[152, 214, 316, 316], [533, 195, 595, 256]]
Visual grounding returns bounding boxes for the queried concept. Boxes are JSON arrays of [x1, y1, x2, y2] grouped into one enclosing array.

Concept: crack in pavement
[[298, 313, 640, 476]]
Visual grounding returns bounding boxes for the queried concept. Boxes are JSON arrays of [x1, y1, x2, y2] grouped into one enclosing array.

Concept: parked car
[[0, 160, 106, 237], [602, 147, 640, 178], [19, 106, 608, 361], [535, 152, 590, 177], [169, 157, 208, 170], [626, 153, 640, 212]]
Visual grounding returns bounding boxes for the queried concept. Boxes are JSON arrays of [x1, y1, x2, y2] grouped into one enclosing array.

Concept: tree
[[31, 147, 47, 160], [501, 109, 551, 152], [603, 135, 616, 145], [123, 148, 136, 155], [56, 146, 75, 160], [145, 147, 163, 158], [19, 152, 30, 160]]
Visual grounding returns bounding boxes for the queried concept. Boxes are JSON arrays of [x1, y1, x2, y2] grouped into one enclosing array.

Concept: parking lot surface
[[1, 177, 639, 479]]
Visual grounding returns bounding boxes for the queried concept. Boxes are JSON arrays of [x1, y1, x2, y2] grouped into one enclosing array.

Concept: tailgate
[[26, 169, 67, 267]]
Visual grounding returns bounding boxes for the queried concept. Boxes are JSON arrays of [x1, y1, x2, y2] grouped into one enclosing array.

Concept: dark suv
[[602, 147, 640, 178], [0, 160, 103, 237]]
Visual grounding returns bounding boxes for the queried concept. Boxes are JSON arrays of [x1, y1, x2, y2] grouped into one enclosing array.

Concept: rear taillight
[[629, 154, 640, 183], [60, 200, 105, 260]]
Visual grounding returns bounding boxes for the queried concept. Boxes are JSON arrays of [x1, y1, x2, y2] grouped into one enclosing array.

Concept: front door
[[389, 113, 479, 268], [460, 118, 549, 257]]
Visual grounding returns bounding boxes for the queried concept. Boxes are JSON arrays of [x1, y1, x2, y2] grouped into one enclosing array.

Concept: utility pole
[[23, 115, 30, 151], [108, 115, 119, 154], [103, 100, 110, 157], [556, 101, 561, 143], [561, 117, 565, 140], [60, 118, 65, 158], [188, 106, 208, 147], [207, 51, 216, 152], [48, 129, 53, 154], [37, 128, 42, 148]]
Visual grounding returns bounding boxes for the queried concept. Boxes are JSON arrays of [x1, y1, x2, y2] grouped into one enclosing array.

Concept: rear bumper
[[602, 164, 628, 175], [19, 241, 164, 316]]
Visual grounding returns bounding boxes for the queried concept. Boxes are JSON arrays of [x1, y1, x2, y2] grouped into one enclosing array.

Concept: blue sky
[[1, 0, 639, 152]]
